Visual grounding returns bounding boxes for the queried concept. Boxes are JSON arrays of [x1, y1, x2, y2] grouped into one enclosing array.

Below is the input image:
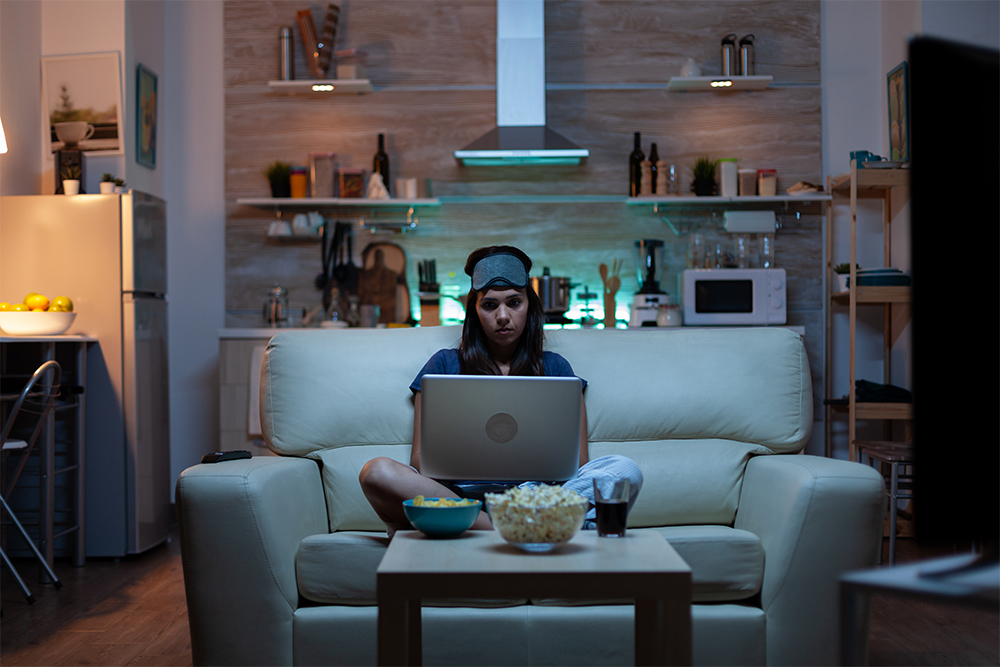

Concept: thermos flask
[[279, 26, 294, 81], [721, 33, 738, 77], [739, 34, 755, 76]]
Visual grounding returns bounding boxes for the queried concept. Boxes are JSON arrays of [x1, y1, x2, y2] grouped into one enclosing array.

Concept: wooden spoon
[[607, 275, 621, 296], [599, 263, 609, 289]]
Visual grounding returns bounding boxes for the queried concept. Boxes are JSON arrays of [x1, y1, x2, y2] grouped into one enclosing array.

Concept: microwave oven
[[682, 268, 787, 325]]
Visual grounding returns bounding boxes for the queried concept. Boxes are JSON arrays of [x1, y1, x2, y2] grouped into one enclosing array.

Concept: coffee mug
[[54, 122, 95, 147]]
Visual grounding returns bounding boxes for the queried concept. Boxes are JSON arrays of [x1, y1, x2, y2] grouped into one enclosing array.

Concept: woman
[[358, 246, 643, 536]]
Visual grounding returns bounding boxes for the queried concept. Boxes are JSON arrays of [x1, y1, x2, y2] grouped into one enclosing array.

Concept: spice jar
[[738, 169, 757, 196], [757, 169, 777, 197], [290, 166, 308, 198]]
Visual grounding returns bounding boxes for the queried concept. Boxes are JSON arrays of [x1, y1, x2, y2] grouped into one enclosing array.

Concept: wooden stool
[[854, 440, 914, 565]]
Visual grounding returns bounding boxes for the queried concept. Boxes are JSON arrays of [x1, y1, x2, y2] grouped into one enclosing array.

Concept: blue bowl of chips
[[402, 497, 482, 538]]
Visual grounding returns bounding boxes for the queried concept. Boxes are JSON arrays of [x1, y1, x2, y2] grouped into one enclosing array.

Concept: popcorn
[[485, 485, 587, 545]]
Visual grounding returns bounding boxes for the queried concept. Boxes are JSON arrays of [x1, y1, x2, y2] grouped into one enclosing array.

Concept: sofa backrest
[[261, 327, 812, 531]]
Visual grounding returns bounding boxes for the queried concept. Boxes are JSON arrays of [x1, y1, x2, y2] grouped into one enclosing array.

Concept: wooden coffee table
[[377, 530, 692, 666]]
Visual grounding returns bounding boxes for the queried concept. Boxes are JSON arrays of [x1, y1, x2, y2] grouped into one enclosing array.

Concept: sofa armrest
[[176, 456, 328, 666], [735, 455, 885, 666]]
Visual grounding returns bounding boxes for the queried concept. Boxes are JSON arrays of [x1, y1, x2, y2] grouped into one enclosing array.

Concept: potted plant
[[833, 262, 860, 292], [690, 156, 717, 196], [264, 161, 292, 198], [100, 173, 117, 194], [61, 166, 81, 195], [113, 177, 127, 194]]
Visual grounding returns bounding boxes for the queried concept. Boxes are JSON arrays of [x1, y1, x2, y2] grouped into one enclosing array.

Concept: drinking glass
[[593, 477, 629, 537]]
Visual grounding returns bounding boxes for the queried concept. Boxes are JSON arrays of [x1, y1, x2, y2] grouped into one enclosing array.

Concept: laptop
[[419, 374, 583, 482]]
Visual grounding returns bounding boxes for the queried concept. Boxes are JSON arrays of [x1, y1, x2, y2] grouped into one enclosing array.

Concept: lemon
[[25, 293, 50, 311], [0, 302, 11, 311], [51, 296, 73, 312], [11, 303, 30, 312], [23, 292, 39, 303]]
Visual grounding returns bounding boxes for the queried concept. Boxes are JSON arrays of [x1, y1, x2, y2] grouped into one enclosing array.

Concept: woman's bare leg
[[358, 457, 492, 532]]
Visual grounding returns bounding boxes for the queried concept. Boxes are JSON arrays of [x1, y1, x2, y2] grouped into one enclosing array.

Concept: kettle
[[263, 283, 289, 327]]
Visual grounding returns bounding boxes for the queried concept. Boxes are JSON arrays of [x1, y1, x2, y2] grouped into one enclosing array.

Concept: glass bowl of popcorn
[[485, 485, 588, 553]]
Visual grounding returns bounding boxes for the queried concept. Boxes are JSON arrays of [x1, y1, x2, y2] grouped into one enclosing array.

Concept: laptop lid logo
[[485, 413, 518, 443]]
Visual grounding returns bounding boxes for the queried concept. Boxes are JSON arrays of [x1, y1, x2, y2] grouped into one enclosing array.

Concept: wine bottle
[[648, 143, 659, 194], [629, 132, 644, 197], [373, 133, 390, 196]]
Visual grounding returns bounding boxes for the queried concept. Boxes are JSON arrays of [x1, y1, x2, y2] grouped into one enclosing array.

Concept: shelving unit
[[825, 161, 912, 461]]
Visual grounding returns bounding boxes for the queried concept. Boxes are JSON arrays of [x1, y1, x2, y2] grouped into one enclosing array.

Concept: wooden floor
[[1, 530, 997, 666]]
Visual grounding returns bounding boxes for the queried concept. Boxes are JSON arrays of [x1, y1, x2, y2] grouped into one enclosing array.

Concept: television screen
[[910, 36, 999, 549]]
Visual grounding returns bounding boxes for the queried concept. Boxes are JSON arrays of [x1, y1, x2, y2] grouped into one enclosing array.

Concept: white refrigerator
[[0, 192, 172, 557]]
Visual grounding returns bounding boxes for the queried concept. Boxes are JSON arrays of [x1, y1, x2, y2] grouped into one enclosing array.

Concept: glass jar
[[757, 169, 777, 197], [759, 233, 775, 268], [263, 284, 289, 327]]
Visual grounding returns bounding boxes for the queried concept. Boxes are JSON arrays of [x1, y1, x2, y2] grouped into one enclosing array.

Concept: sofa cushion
[[262, 327, 812, 459], [297, 526, 761, 606], [296, 531, 525, 607], [311, 444, 409, 532], [593, 440, 767, 527], [532, 525, 763, 605]]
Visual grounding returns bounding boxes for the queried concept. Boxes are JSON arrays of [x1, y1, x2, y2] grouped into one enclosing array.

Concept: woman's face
[[475, 287, 528, 352]]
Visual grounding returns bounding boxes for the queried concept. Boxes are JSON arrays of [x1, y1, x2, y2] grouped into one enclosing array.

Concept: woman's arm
[[579, 396, 589, 466], [410, 392, 422, 470]]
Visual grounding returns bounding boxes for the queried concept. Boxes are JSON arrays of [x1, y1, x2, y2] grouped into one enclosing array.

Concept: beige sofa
[[177, 326, 885, 666]]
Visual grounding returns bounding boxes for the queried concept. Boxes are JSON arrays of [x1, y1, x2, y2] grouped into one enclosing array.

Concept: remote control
[[201, 450, 253, 464]]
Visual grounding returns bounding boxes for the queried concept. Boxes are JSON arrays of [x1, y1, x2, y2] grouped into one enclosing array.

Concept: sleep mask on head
[[471, 252, 529, 291]]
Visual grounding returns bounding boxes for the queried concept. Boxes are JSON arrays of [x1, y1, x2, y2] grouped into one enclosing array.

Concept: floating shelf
[[238, 197, 440, 208], [627, 194, 830, 208], [666, 75, 773, 91], [267, 79, 374, 94]]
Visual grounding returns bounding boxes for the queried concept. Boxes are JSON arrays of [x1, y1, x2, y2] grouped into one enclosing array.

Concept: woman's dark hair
[[459, 246, 546, 376]]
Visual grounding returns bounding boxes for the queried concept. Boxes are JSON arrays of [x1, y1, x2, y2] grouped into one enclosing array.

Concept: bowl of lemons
[[0, 293, 76, 335], [402, 496, 482, 538]]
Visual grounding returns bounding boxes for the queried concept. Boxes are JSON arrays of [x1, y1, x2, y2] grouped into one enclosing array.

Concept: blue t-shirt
[[409, 348, 587, 393]]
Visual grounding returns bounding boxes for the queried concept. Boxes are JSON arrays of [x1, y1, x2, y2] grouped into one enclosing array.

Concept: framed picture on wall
[[136, 63, 158, 168], [41, 52, 124, 158], [887, 61, 910, 163]]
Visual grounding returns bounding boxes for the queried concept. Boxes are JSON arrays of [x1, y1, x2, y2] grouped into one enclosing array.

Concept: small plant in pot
[[264, 161, 292, 198], [833, 262, 861, 292], [690, 156, 717, 196], [113, 177, 127, 193], [100, 173, 117, 194], [61, 166, 81, 195]]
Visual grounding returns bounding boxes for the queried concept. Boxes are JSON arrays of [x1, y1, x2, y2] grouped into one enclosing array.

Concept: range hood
[[454, 0, 589, 166]]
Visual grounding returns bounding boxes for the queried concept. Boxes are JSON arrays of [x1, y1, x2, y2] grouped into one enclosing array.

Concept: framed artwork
[[887, 61, 910, 162], [41, 52, 124, 158], [136, 63, 158, 168]]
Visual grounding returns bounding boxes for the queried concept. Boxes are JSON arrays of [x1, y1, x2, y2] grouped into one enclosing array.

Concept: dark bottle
[[373, 133, 390, 196], [629, 132, 644, 197], [648, 143, 660, 194]]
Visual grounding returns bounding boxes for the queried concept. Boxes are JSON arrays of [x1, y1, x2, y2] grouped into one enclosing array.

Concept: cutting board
[[359, 242, 410, 324]]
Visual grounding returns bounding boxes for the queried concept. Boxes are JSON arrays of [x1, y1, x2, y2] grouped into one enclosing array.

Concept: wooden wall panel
[[223, 0, 826, 418]]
